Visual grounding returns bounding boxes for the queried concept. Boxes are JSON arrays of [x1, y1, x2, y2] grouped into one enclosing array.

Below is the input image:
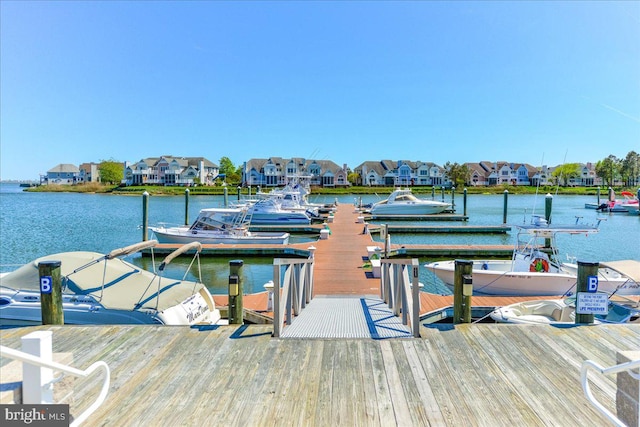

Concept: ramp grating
[[280, 296, 412, 339]]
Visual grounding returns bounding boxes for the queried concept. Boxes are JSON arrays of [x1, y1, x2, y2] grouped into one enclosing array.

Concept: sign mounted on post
[[586, 275, 599, 293], [576, 292, 608, 315], [40, 276, 53, 294]]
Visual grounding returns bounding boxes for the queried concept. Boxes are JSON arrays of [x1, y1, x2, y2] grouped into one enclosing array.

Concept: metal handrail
[[272, 257, 314, 337], [380, 258, 420, 337], [0, 345, 110, 427], [581, 358, 640, 427]]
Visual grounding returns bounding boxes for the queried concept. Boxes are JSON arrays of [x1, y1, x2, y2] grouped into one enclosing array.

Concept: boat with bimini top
[[0, 240, 222, 326]]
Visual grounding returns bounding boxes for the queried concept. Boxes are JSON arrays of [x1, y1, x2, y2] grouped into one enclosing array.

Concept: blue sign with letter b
[[587, 275, 598, 293], [40, 276, 52, 294]]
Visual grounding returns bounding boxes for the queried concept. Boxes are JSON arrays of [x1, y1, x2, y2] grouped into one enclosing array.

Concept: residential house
[[354, 160, 448, 186], [123, 156, 219, 186], [78, 162, 106, 183], [40, 164, 81, 185], [242, 157, 349, 188]]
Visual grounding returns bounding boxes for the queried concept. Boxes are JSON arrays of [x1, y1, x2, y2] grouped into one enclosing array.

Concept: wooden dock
[[2, 324, 638, 425]]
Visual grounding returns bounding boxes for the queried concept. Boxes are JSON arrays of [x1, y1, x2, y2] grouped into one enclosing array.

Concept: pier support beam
[[545, 193, 553, 247], [38, 260, 63, 325], [184, 189, 190, 225], [576, 261, 598, 324], [503, 190, 509, 224], [453, 260, 473, 324], [142, 191, 149, 241], [228, 260, 244, 324]]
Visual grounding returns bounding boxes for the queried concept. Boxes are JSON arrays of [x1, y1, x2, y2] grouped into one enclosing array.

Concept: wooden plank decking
[[2, 324, 638, 425]]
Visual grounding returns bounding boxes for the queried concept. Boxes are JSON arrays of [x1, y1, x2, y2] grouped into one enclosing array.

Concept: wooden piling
[[223, 186, 228, 207], [38, 260, 64, 325], [184, 188, 190, 225], [545, 193, 553, 247], [576, 261, 598, 324], [142, 191, 149, 241], [596, 187, 600, 205], [228, 260, 244, 324], [503, 190, 509, 224], [453, 260, 473, 324], [463, 188, 468, 217], [451, 186, 455, 209]]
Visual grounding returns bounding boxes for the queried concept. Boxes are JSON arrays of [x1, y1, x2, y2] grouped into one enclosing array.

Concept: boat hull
[[425, 260, 640, 296], [150, 227, 290, 244]]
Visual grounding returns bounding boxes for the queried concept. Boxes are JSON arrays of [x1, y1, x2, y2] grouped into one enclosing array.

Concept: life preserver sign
[[529, 258, 549, 273]]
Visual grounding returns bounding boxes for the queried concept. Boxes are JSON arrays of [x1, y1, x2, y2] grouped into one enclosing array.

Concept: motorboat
[[150, 207, 290, 244], [256, 175, 324, 218], [369, 188, 451, 216], [424, 216, 640, 296], [242, 198, 312, 225], [0, 241, 222, 326], [587, 191, 639, 213], [489, 295, 640, 325]]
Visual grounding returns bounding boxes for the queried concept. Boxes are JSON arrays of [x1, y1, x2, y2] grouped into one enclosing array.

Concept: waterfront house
[[123, 156, 219, 186], [40, 164, 81, 185], [354, 160, 448, 187], [242, 157, 349, 188]]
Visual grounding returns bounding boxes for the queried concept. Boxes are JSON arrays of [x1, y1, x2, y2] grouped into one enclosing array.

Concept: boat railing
[[272, 256, 314, 337], [380, 258, 421, 338], [0, 331, 110, 427], [581, 357, 640, 427]]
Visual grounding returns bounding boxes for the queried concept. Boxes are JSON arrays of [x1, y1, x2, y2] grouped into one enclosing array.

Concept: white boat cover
[[600, 260, 640, 283], [0, 251, 205, 312]]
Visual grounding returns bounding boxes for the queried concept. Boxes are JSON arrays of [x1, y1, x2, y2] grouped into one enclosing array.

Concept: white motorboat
[[150, 207, 290, 244], [424, 217, 640, 296], [489, 295, 640, 325], [0, 241, 222, 326], [256, 175, 324, 217], [243, 198, 312, 225], [369, 188, 451, 215]]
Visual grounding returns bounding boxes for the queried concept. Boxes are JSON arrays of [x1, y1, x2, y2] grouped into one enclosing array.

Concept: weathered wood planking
[[2, 324, 638, 426]]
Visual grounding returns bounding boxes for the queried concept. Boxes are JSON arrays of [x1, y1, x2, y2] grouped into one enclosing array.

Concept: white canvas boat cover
[[0, 251, 205, 312], [600, 260, 640, 283]]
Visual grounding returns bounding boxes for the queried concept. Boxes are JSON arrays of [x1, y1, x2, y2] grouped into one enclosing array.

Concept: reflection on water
[[131, 255, 276, 295]]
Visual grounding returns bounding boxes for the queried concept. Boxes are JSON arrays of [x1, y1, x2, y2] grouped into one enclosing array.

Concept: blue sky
[[1, 1, 638, 180]]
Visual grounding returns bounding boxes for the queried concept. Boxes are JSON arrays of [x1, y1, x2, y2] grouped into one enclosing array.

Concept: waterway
[[1, 183, 637, 295]]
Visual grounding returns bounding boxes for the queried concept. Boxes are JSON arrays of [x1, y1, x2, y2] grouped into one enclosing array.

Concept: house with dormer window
[[123, 156, 218, 186], [242, 157, 349, 188]]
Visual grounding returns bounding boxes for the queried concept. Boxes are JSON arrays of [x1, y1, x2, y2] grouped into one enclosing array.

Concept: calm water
[[1, 183, 638, 295]]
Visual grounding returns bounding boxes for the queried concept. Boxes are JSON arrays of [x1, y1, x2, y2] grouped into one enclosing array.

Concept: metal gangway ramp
[[279, 296, 412, 339]]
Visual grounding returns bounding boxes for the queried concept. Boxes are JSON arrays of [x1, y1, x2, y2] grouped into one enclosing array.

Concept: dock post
[[608, 186, 614, 202], [384, 224, 390, 258], [451, 186, 455, 209], [431, 186, 435, 200], [453, 260, 473, 324], [463, 188, 468, 217], [576, 261, 598, 324], [223, 185, 228, 207], [228, 260, 244, 324], [596, 187, 600, 205], [184, 188, 190, 225], [503, 190, 509, 224], [237, 186, 241, 201], [545, 193, 553, 248], [21, 331, 54, 404], [38, 260, 64, 325], [142, 191, 149, 241], [441, 186, 445, 202]]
